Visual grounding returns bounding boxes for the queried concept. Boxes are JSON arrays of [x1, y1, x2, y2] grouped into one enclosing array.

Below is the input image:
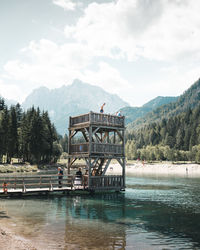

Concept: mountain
[[121, 96, 177, 124], [142, 96, 178, 109], [22, 79, 129, 135], [128, 78, 200, 130]]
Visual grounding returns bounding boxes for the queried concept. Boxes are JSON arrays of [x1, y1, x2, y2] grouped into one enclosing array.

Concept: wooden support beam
[[95, 133, 101, 143], [70, 130, 78, 139], [91, 158, 99, 168], [107, 132, 109, 143], [116, 158, 123, 168], [116, 130, 123, 141], [85, 158, 89, 168], [81, 129, 89, 142], [102, 132, 109, 143], [88, 158, 92, 188], [92, 127, 100, 137], [122, 158, 125, 188], [69, 158, 77, 167], [102, 159, 111, 175]]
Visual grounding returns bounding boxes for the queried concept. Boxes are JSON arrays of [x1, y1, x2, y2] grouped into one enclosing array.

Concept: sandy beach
[[107, 162, 200, 177]]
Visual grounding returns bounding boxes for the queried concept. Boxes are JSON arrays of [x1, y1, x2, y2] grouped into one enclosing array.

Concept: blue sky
[[0, 0, 200, 106]]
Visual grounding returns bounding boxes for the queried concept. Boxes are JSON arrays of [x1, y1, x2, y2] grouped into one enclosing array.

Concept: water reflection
[[0, 176, 200, 249]]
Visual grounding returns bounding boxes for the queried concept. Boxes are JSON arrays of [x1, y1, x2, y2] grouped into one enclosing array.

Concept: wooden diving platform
[[68, 111, 126, 192]]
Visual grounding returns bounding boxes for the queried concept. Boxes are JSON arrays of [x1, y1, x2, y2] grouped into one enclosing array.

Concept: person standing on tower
[[100, 103, 106, 113]]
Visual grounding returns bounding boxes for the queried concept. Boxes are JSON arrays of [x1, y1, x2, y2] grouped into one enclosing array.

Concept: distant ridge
[[121, 96, 177, 124], [127, 78, 200, 130], [22, 79, 129, 135]]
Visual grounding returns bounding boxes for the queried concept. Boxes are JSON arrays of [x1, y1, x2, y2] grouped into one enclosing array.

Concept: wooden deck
[[0, 174, 124, 196]]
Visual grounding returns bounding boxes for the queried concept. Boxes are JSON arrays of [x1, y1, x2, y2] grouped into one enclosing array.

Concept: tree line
[[125, 104, 200, 162], [0, 98, 66, 164]]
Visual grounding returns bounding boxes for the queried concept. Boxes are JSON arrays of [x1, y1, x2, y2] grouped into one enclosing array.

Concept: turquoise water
[[1, 175, 200, 249]]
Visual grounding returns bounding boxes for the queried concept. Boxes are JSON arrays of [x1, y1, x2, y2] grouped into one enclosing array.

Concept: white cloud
[[3, 39, 132, 104], [1, 0, 200, 106], [4, 39, 93, 88], [0, 79, 23, 101], [64, 0, 200, 62], [52, 0, 78, 11]]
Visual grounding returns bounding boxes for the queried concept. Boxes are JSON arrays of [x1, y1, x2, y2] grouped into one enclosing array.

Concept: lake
[[0, 175, 200, 249]]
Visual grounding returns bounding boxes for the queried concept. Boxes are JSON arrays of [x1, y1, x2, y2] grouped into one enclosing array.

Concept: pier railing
[[0, 174, 124, 194], [69, 142, 123, 155], [90, 175, 124, 190], [0, 175, 74, 193], [70, 112, 124, 128]]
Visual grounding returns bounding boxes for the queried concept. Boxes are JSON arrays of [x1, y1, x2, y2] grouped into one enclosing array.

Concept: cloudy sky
[[0, 0, 200, 106]]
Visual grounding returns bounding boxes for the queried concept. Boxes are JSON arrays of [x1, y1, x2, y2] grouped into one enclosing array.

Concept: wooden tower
[[68, 112, 125, 192]]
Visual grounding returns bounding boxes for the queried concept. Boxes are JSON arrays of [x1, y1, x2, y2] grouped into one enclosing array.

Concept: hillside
[[22, 79, 129, 135], [127, 78, 200, 130], [121, 96, 177, 124]]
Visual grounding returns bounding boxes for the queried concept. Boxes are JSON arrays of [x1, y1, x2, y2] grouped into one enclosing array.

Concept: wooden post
[[107, 131, 109, 143], [88, 114, 92, 188], [88, 158, 92, 189], [122, 129, 125, 188], [68, 117, 71, 175]]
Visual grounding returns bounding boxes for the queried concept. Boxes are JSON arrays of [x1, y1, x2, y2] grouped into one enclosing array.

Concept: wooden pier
[[0, 174, 124, 196], [0, 111, 126, 197]]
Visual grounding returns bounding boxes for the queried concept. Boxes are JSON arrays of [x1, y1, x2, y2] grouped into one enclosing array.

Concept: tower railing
[[70, 112, 124, 128], [69, 142, 123, 155]]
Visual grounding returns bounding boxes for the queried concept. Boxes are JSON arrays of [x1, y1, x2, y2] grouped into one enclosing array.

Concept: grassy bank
[[0, 164, 38, 173], [0, 162, 67, 174]]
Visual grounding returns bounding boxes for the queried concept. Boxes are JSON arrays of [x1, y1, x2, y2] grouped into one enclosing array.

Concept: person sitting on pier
[[74, 168, 83, 188], [100, 103, 106, 113], [58, 167, 63, 188]]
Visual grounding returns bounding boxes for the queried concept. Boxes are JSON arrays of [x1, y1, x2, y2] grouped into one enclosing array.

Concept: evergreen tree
[[7, 106, 18, 163]]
